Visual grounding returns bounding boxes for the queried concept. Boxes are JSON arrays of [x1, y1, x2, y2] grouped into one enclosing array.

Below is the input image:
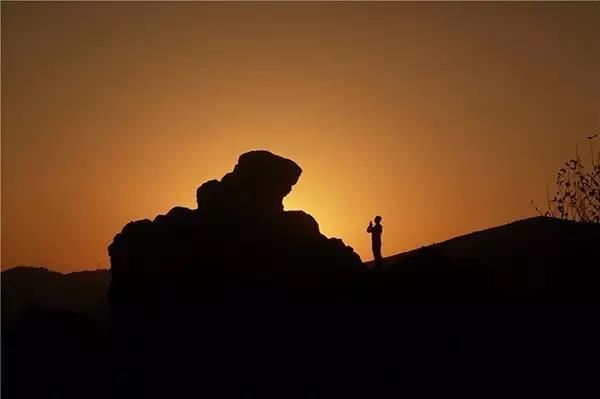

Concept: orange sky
[[2, 2, 599, 272]]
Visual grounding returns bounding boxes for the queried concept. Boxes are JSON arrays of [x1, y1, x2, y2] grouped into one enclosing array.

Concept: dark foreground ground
[[3, 269, 600, 399], [3, 217, 599, 398]]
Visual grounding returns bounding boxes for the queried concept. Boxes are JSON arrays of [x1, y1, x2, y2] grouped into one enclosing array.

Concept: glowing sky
[[2, 2, 599, 272]]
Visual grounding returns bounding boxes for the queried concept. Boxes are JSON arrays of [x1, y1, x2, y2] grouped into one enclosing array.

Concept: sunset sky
[[2, 2, 599, 272]]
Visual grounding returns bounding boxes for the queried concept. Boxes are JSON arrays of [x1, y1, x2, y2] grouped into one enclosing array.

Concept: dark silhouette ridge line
[[3, 218, 586, 273], [365, 216, 585, 266], [2, 217, 591, 274], [1, 266, 109, 275]]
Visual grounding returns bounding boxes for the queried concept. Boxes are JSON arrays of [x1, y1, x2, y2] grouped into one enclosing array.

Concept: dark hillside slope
[[380, 217, 600, 294], [2, 267, 111, 399]]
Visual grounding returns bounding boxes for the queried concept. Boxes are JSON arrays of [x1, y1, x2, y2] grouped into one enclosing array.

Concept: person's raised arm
[[367, 221, 373, 233]]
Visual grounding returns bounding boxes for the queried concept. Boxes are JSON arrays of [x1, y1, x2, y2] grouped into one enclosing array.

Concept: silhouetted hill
[[1, 266, 110, 324], [375, 216, 600, 296], [2, 268, 111, 399]]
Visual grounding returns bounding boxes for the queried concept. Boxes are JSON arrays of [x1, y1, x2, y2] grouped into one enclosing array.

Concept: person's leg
[[373, 243, 382, 270]]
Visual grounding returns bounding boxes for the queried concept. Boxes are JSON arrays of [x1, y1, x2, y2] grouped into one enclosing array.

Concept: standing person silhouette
[[367, 216, 383, 270]]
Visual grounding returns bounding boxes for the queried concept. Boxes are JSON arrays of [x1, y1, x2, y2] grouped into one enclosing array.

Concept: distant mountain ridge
[[1, 266, 110, 323]]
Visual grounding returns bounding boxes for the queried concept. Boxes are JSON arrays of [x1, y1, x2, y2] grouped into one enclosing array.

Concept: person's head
[[374, 215, 382, 224]]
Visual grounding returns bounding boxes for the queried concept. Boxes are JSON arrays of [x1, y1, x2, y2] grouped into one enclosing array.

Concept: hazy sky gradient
[[2, 2, 599, 271]]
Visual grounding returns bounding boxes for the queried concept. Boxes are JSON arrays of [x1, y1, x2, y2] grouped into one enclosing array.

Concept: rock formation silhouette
[[108, 150, 362, 320], [104, 151, 367, 397]]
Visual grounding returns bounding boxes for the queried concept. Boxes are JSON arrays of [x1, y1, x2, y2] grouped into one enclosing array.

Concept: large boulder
[[108, 150, 362, 321], [196, 150, 302, 215]]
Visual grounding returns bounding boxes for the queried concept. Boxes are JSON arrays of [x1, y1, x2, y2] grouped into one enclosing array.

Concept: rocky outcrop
[[196, 150, 302, 215], [108, 150, 362, 320]]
